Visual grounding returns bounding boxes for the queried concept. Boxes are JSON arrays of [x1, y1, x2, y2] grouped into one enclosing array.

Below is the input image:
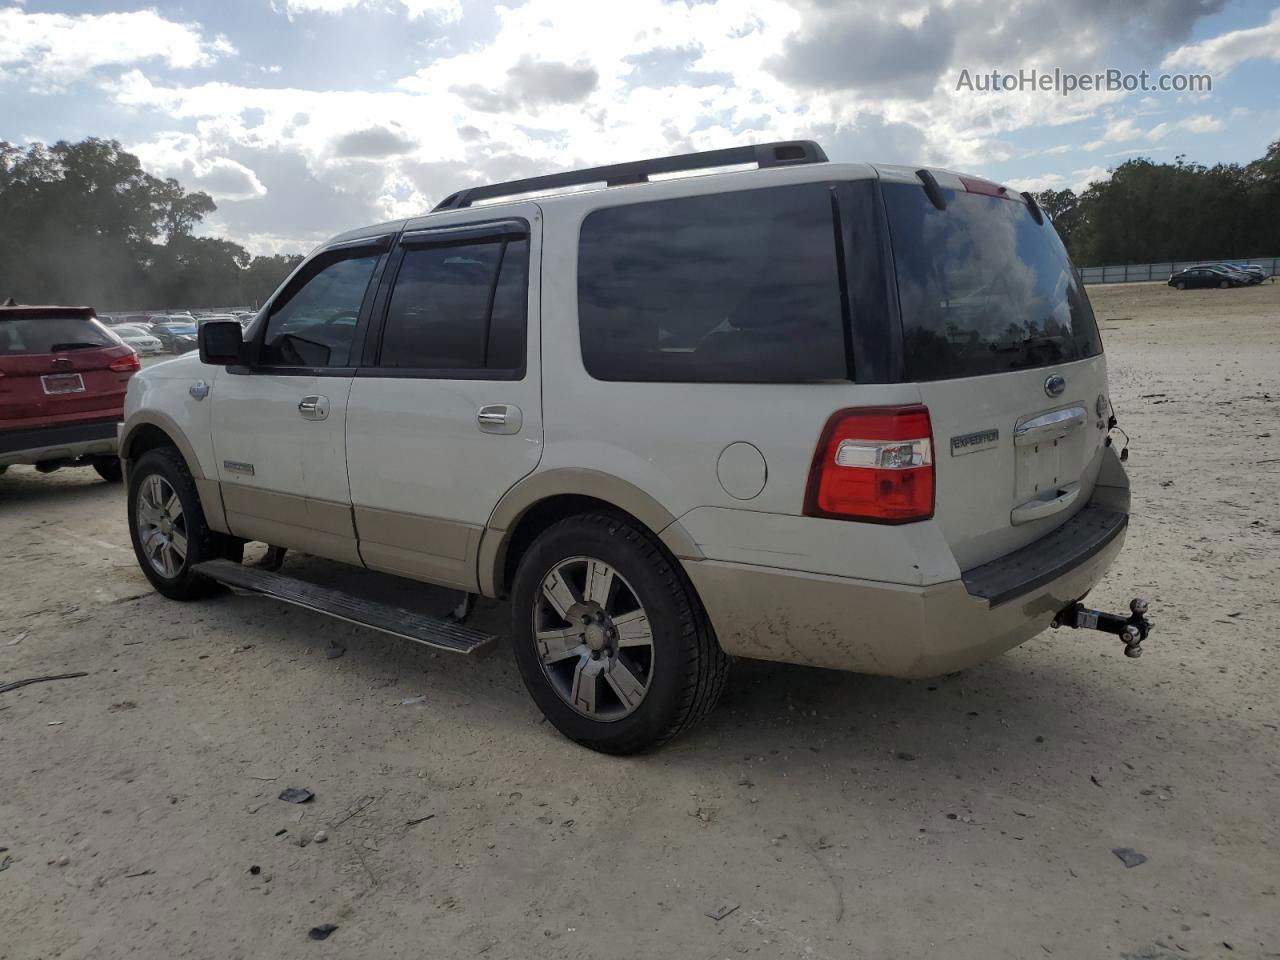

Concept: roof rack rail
[[432, 140, 829, 211]]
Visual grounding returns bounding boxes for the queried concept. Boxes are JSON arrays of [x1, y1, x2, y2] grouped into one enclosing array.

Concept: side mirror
[[199, 320, 244, 366]]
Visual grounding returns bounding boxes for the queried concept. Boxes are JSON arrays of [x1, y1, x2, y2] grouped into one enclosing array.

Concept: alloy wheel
[[532, 556, 655, 721], [135, 474, 188, 578]]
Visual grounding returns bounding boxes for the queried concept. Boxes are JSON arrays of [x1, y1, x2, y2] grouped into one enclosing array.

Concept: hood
[[135, 349, 212, 381]]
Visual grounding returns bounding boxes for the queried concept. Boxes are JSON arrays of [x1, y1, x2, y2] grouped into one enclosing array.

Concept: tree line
[[1037, 140, 1280, 267], [0, 138, 302, 312]]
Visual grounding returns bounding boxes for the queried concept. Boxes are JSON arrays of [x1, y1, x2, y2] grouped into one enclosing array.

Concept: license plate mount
[[41, 373, 86, 395]]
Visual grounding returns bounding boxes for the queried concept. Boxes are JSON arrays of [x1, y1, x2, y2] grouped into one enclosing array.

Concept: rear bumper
[[684, 496, 1129, 679], [0, 418, 120, 467]]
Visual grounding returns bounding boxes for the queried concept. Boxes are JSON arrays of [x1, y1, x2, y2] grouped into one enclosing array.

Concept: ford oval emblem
[[1044, 374, 1066, 397]]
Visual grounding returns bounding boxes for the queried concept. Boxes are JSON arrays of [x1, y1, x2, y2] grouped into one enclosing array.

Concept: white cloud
[[1178, 113, 1225, 134], [14, 0, 1233, 252], [0, 9, 233, 92], [1072, 165, 1111, 191], [130, 133, 267, 201], [1162, 8, 1280, 75], [279, 0, 462, 22]]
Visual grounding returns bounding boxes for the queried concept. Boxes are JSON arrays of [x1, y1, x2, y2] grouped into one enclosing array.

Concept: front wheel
[[127, 447, 239, 600], [510, 512, 729, 754], [1219, 279, 1229, 288], [1175, 281, 1186, 290]]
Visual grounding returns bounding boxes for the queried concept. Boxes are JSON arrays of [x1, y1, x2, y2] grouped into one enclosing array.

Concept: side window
[[260, 254, 380, 367], [577, 184, 848, 383], [377, 237, 528, 373]]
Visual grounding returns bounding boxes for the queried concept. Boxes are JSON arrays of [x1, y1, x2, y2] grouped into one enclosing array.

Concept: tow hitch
[[1051, 598, 1153, 658]]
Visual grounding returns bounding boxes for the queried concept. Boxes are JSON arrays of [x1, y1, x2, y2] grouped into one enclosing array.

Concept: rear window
[[0, 316, 115, 355], [884, 183, 1102, 381], [578, 183, 849, 383]]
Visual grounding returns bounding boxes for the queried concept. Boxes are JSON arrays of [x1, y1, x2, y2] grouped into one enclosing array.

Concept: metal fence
[[1080, 256, 1280, 284]]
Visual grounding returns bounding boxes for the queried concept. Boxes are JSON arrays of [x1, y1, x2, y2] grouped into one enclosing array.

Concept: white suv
[[119, 141, 1147, 754]]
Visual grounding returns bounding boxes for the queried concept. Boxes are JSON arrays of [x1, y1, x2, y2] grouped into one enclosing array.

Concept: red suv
[[0, 303, 140, 482]]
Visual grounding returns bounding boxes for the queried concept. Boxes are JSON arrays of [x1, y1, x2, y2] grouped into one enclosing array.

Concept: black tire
[[127, 447, 241, 600], [1219, 279, 1229, 288], [93, 457, 123, 483], [1175, 281, 1186, 290], [510, 512, 729, 754]]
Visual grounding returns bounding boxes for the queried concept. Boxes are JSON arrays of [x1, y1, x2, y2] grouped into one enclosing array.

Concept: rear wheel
[[1219, 279, 1229, 288], [510, 512, 729, 754], [93, 457, 123, 483], [127, 447, 240, 600]]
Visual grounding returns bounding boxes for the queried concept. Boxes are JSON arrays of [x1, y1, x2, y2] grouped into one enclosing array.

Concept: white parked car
[[118, 141, 1150, 753], [112, 324, 163, 355]]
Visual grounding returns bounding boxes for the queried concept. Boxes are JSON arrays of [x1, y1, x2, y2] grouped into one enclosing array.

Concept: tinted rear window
[[578, 183, 849, 383], [0, 316, 115, 355], [884, 183, 1102, 381]]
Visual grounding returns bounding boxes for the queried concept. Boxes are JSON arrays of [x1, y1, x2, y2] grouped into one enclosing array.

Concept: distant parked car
[[1219, 263, 1267, 283], [1168, 266, 1251, 289], [0, 303, 139, 481], [151, 321, 200, 353], [113, 324, 164, 355]]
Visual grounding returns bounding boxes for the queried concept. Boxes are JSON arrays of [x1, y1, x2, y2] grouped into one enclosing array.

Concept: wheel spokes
[[605, 656, 646, 709], [583, 559, 615, 607], [541, 568, 581, 620], [611, 609, 652, 648], [536, 626, 586, 664], [570, 655, 605, 714]]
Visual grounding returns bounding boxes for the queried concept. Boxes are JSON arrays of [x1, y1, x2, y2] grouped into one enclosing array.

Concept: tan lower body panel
[[684, 528, 1126, 678], [195, 478, 230, 534], [221, 483, 361, 566], [353, 506, 481, 592]]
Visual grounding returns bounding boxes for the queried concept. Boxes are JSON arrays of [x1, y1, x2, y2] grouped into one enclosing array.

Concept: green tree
[[0, 137, 300, 311]]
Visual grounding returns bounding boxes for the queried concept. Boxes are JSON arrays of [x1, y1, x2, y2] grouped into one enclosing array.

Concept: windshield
[[161, 324, 196, 334], [884, 183, 1103, 381]]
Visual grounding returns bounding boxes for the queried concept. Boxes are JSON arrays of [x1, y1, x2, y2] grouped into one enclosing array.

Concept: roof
[[0, 305, 97, 320]]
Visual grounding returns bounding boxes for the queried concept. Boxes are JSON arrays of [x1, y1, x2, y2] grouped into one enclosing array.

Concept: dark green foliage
[[1037, 141, 1280, 266], [0, 138, 303, 310]]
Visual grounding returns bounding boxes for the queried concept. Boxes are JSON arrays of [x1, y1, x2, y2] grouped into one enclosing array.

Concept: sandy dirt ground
[[2, 282, 1278, 960]]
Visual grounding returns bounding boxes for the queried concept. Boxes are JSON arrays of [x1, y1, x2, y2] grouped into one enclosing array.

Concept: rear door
[[345, 207, 543, 591], [0, 311, 135, 432], [881, 178, 1109, 570]]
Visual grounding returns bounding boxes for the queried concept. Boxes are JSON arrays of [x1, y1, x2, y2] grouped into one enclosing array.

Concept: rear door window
[[0, 316, 115, 355], [578, 183, 849, 383], [883, 183, 1102, 381]]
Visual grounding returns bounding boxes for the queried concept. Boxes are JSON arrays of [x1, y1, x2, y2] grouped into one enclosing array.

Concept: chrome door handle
[[477, 404, 521, 435], [298, 395, 330, 421]]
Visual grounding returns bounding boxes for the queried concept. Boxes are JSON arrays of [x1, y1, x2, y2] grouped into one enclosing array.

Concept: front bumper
[[684, 498, 1129, 678], [0, 418, 120, 467]]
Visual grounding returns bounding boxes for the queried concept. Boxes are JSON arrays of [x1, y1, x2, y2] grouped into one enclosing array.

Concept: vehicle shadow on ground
[[234, 551, 1143, 780], [0, 467, 121, 511]]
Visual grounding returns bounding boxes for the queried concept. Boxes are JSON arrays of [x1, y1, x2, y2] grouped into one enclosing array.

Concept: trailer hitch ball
[[1051, 597, 1152, 658]]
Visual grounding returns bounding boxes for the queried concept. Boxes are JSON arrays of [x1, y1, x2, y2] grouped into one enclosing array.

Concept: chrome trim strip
[[1013, 404, 1087, 445]]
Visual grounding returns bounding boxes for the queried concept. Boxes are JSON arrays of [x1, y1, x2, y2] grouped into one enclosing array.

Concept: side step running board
[[192, 559, 498, 657]]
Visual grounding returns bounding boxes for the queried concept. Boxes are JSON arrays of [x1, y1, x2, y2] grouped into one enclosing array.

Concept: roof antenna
[[916, 169, 947, 211], [2, 297, 16, 306]]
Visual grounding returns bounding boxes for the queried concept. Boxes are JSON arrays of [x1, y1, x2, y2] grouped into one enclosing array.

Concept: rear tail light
[[804, 405, 935, 523], [109, 353, 141, 373]]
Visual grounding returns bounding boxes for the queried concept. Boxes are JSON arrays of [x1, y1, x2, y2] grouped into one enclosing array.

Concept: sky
[[2, 0, 1278, 255]]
